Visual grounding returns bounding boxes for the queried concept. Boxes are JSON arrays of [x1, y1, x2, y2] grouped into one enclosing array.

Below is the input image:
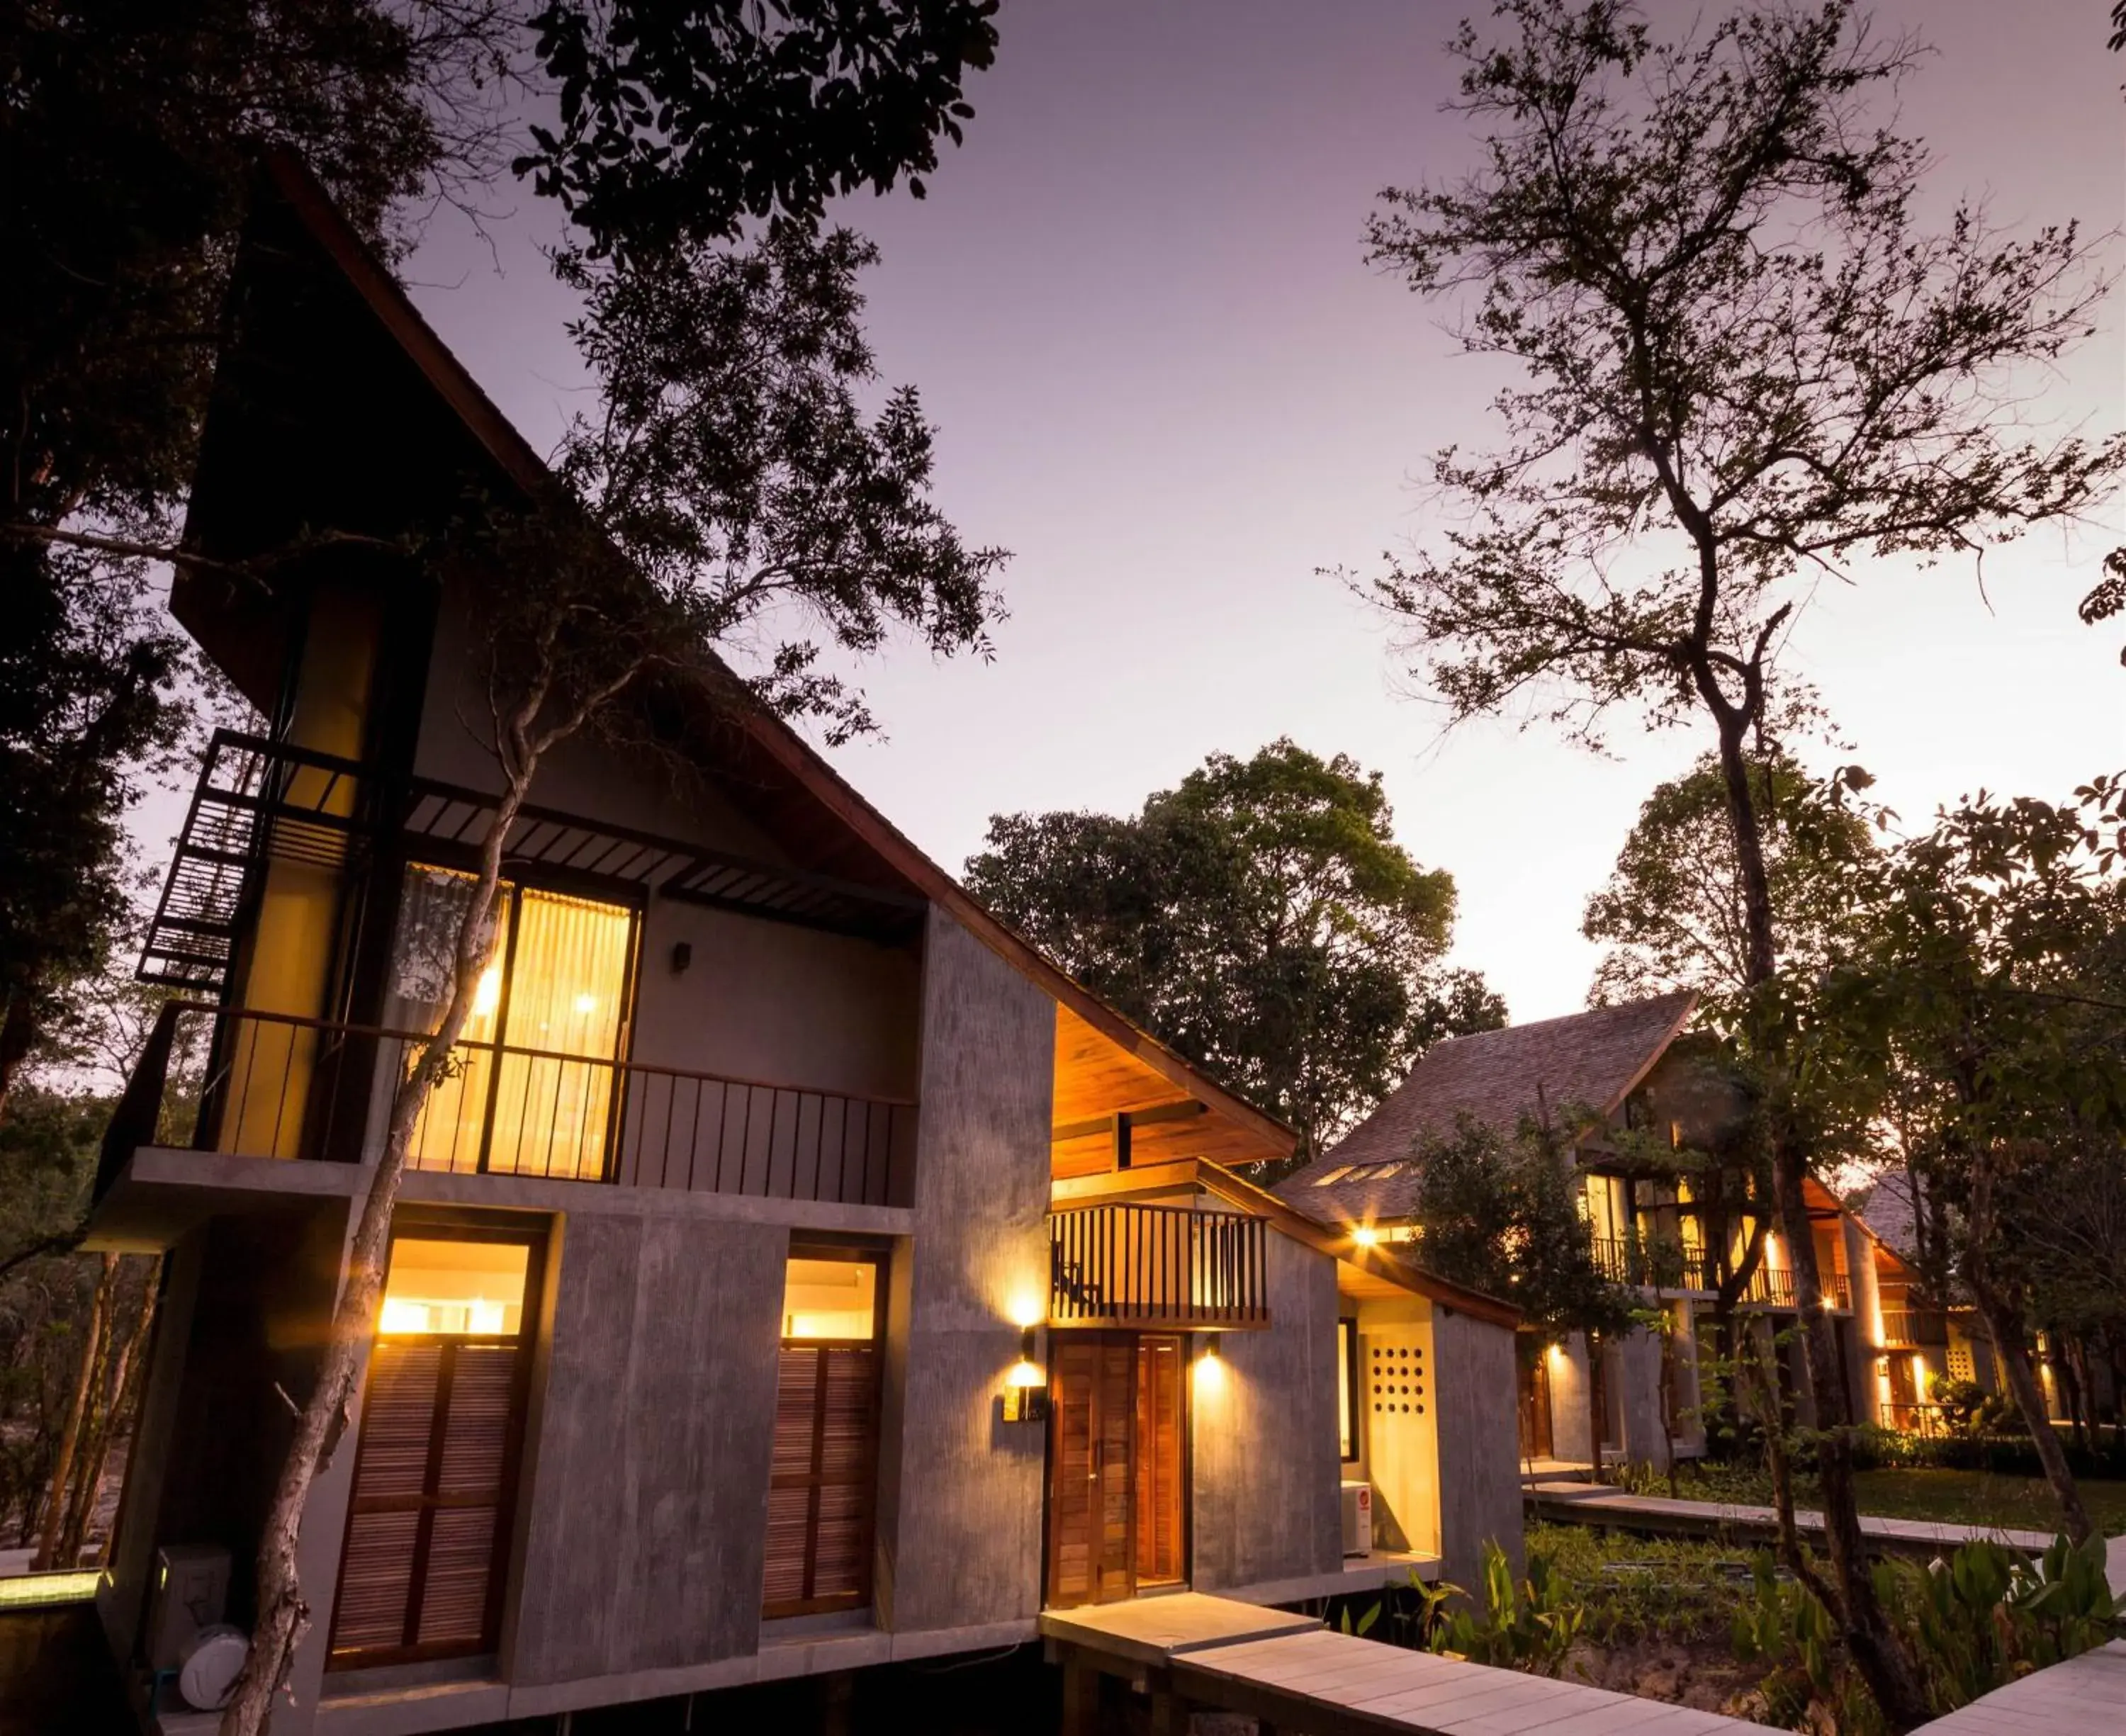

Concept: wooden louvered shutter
[[762, 1341, 879, 1617], [330, 1336, 527, 1666]]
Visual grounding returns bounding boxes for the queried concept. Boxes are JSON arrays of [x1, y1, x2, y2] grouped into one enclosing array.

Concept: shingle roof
[[1858, 1168, 1919, 1261], [1272, 991, 1696, 1224]]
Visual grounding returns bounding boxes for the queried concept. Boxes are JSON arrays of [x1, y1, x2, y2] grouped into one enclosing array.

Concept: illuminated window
[[782, 1254, 879, 1341], [396, 869, 637, 1180], [376, 1236, 530, 1337], [1338, 1317, 1360, 1462]]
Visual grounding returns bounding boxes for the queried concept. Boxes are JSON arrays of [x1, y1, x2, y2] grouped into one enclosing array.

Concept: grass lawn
[[1663, 1460, 2126, 1537]]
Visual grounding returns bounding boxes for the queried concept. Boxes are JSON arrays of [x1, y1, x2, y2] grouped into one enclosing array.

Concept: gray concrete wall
[[874, 913, 1054, 1633], [1548, 1334, 1594, 1465], [410, 582, 787, 863], [1615, 1324, 1667, 1470], [629, 898, 920, 1103], [1432, 1308, 1524, 1590], [507, 1210, 785, 1683], [1193, 1234, 1342, 1594]]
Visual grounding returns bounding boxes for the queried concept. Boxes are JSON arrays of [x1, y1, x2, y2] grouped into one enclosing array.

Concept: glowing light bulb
[[1351, 1225, 1380, 1250], [573, 993, 597, 1015]]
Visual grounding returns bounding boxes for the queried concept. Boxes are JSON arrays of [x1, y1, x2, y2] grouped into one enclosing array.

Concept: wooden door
[[1519, 1351, 1554, 1461], [1133, 1334, 1185, 1586], [1046, 1333, 1187, 1606], [1046, 1334, 1135, 1606], [763, 1339, 881, 1616]]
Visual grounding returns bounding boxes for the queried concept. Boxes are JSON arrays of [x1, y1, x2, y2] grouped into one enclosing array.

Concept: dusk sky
[[399, 0, 2125, 1024]]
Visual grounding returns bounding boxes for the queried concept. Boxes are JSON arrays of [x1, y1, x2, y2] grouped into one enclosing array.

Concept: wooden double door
[[1045, 1331, 1187, 1608]]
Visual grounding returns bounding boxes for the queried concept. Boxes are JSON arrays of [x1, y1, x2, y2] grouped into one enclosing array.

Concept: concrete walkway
[[1527, 1481, 2062, 1562], [1913, 1640, 2126, 1734], [1042, 1591, 1775, 1734]]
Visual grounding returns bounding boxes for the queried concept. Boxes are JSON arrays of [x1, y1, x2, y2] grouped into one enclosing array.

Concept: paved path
[[1528, 1481, 2059, 1561], [1913, 1640, 2126, 1734], [1041, 1591, 1773, 1735]]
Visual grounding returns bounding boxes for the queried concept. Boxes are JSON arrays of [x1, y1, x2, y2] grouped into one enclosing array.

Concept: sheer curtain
[[487, 887, 632, 1179], [396, 868, 509, 1173]]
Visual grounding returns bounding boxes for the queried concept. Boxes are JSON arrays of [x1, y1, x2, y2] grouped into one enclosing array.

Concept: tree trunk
[[1970, 1283, 2091, 1545], [60, 1266, 155, 1565], [0, 991, 37, 1125], [218, 648, 638, 1736], [35, 1252, 118, 1570], [1708, 721, 1930, 1732]]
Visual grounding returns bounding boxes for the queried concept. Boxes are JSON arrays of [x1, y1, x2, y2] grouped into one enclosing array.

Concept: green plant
[[1930, 1376, 2016, 1440], [1431, 1540, 1584, 1677], [1337, 1599, 1382, 1638], [1886, 1533, 2122, 1713]]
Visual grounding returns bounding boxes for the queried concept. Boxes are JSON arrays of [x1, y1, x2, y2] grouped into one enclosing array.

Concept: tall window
[[392, 869, 636, 1178], [764, 1249, 885, 1617], [330, 1227, 541, 1668]]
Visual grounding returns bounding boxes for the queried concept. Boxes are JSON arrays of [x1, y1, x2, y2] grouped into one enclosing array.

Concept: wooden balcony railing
[[98, 1002, 914, 1207], [1049, 1202, 1269, 1331], [1738, 1269, 1852, 1311]]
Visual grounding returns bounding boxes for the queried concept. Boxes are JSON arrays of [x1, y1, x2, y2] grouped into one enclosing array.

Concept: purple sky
[[400, 0, 2126, 1022]]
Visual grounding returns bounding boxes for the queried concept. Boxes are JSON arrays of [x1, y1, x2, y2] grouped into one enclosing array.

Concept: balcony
[[1877, 1307, 1949, 1348], [1738, 1269, 1852, 1311], [1048, 1202, 1270, 1331], [99, 1003, 915, 1207], [1590, 1236, 1714, 1292]]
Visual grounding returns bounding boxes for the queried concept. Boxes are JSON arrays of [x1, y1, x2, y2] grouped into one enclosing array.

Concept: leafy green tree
[[1405, 1110, 1635, 1472], [1819, 775, 2126, 1545], [1583, 754, 1878, 1022], [1354, 3, 2122, 1715], [966, 740, 1504, 1168]]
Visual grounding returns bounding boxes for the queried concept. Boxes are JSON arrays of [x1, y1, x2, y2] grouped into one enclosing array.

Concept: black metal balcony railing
[[1589, 1236, 1714, 1291], [1877, 1307, 1950, 1347], [1881, 1402, 1948, 1437], [99, 1002, 914, 1208], [1049, 1202, 1270, 1330]]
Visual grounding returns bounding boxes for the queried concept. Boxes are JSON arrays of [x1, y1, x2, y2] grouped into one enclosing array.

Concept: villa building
[[81, 154, 1522, 1735], [1276, 993, 1941, 1472]]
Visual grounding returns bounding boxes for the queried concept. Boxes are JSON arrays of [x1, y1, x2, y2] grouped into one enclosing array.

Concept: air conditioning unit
[[1339, 1481, 1373, 1557], [146, 1545, 230, 1673]]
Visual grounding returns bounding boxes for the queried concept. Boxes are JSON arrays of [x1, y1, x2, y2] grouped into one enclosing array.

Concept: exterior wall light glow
[[1195, 1334, 1225, 1395], [1351, 1225, 1380, 1250], [1002, 1324, 1047, 1423]]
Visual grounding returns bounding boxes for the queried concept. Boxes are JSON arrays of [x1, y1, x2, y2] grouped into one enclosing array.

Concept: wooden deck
[[1912, 1639, 2126, 1734], [1526, 1482, 2058, 1561], [1040, 1591, 1772, 1735]]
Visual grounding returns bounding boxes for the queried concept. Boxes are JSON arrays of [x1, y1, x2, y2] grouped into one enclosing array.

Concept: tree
[[1405, 1109, 1636, 1469], [0, 0, 1001, 1115], [518, 0, 1001, 255], [1356, 4, 2122, 1718], [224, 203, 1005, 1736], [1821, 775, 2126, 1545], [965, 740, 1504, 1170], [1583, 753, 1878, 1021]]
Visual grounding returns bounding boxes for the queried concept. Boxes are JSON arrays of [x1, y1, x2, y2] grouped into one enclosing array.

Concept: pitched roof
[[1858, 1168, 1919, 1261], [1273, 991, 1697, 1224]]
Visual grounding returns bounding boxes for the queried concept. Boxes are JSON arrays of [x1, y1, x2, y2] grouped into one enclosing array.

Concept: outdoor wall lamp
[[1351, 1224, 1380, 1250], [1194, 1333, 1225, 1395], [1003, 1324, 1048, 1423]]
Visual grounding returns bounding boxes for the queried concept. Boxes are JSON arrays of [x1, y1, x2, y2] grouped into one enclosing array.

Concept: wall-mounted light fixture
[[1003, 1324, 1047, 1423], [1351, 1224, 1380, 1251], [1193, 1333, 1225, 1395], [670, 941, 693, 974]]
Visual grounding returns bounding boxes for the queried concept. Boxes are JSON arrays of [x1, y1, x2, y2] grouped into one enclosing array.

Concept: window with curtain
[[389, 869, 636, 1178]]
